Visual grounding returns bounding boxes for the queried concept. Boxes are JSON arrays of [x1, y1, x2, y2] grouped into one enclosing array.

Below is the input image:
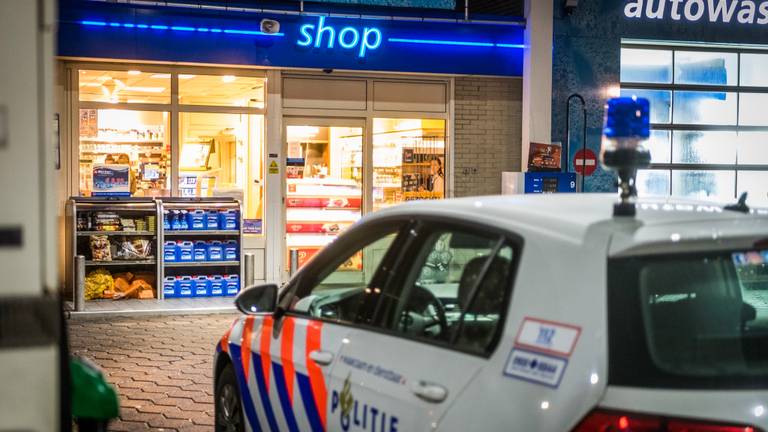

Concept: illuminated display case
[[285, 125, 363, 268]]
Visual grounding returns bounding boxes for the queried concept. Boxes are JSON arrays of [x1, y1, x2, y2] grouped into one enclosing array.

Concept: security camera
[[564, 0, 578, 15], [260, 19, 280, 34], [322, 68, 333, 74]]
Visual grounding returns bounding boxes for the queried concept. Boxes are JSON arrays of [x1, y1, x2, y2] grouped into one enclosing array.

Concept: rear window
[[609, 249, 768, 389]]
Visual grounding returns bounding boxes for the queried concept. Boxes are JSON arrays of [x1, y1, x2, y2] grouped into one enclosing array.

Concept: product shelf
[[85, 260, 156, 266], [165, 261, 240, 268], [78, 231, 155, 236], [164, 230, 239, 236]]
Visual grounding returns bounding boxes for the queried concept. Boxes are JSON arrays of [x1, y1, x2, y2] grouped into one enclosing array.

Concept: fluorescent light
[[388, 37, 493, 47], [124, 86, 166, 93], [128, 70, 141, 75], [179, 74, 196, 79], [222, 75, 236, 83], [150, 74, 171, 79]]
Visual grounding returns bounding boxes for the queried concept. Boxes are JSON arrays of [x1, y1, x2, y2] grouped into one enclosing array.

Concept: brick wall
[[453, 77, 522, 197]]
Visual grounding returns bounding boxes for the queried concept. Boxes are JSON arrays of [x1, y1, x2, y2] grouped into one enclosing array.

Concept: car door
[[328, 220, 519, 432], [243, 219, 410, 432]]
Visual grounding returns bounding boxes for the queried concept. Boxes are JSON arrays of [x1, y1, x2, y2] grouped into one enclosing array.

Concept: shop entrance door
[[283, 118, 365, 277]]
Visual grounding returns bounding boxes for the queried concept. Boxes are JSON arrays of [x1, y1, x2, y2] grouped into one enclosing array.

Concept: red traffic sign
[[574, 149, 597, 176]]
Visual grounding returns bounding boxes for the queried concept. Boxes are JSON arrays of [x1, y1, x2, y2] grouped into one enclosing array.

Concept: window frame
[[369, 218, 519, 358], [620, 43, 768, 200], [69, 62, 267, 225], [278, 214, 524, 358]]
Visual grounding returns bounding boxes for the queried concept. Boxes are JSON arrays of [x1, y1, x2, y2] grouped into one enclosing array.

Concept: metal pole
[[464, 0, 469, 21], [244, 253, 255, 288], [289, 249, 299, 277], [74, 255, 85, 312], [565, 93, 586, 188]]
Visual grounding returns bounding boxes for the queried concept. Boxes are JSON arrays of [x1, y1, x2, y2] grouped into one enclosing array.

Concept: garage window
[[621, 43, 768, 205]]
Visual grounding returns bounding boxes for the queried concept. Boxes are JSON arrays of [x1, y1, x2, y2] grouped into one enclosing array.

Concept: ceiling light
[[150, 73, 171, 79], [179, 74, 196, 79], [128, 70, 141, 75], [222, 75, 236, 83]]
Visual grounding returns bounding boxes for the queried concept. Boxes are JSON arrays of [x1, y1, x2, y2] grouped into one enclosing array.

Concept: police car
[[213, 192, 768, 432]]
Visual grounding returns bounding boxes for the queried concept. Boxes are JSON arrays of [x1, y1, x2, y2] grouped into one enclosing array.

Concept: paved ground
[[69, 314, 237, 431]]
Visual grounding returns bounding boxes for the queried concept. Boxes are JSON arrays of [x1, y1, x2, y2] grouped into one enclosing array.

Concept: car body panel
[[216, 194, 768, 431]]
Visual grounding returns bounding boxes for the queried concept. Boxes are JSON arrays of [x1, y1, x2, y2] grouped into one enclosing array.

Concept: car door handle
[[308, 350, 334, 366], [410, 380, 448, 403]]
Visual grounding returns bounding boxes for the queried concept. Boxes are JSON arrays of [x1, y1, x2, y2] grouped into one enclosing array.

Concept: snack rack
[[66, 197, 162, 306], [66, 197, 243, 309]]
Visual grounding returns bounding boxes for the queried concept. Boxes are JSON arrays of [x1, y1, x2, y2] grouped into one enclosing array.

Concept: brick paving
[[69, 314, 237, 431]]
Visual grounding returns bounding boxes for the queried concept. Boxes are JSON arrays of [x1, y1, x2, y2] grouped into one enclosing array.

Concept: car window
[[609, 248, 768, 389], [376, 227, 514, 355], [287, 231, 400, 325]]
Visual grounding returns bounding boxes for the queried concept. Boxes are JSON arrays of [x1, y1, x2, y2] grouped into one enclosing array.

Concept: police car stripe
[[241, 316, 255, 381], [305, 320, 328, 430], [272, 361, 301, 432], [220, 318, 238, 353], [260, 317, 274, 393], [252, 354, 280, 432], [229, 343, 263, 432], [297, 372, 325, 432], [280, 317, 296, 404]]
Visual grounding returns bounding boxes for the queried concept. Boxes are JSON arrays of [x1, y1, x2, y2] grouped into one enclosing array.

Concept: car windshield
[[609, 248, 768, 388]]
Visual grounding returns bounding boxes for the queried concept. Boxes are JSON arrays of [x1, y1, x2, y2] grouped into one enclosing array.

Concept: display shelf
[[86, 260, 156, 266], [164, 230, 239, 236], [165, 261, 240, 268], [77, 231, 155, 236]]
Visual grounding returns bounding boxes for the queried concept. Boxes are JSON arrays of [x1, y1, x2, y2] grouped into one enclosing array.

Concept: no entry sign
[[574, 149, 597, 176]]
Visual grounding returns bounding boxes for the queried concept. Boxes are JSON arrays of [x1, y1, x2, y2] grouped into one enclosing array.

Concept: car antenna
[[724, 192, 749, 214]]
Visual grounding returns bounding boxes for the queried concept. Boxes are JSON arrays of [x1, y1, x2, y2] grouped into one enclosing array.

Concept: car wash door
[[328, 220, 520, 432]]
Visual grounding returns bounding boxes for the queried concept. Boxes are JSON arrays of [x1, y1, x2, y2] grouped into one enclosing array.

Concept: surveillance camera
[[322, 68, 333, 74], [260, 19, 280, 34], [564, 0, 578, 14]]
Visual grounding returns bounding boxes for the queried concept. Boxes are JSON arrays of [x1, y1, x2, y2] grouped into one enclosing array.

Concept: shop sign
[[242, 219, 263, 234], [297, 16, 382, 58], [624, 0, 768, 25]]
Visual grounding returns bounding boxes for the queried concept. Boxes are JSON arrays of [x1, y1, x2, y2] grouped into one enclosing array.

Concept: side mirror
[[235, 283, 278, 315]]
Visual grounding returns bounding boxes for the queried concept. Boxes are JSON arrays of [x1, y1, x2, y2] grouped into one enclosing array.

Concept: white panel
[[0, 347, 59, 432], [283, 77, 367, 110], [373, 81, 447, 113]]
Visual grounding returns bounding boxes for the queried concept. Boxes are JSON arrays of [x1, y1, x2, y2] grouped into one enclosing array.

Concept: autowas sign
[[624, 0, 768, 25]]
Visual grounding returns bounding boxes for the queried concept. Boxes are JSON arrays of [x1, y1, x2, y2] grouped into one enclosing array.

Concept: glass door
[[284, 118, 364, 270]]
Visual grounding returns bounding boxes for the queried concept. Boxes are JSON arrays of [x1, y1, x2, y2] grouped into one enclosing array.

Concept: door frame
[[279, 116, 368, 282]]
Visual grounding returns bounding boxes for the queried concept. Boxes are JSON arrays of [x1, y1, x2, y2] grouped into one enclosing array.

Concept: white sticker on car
[[514, 317, 581, 357], [503, 349, 568, 388]]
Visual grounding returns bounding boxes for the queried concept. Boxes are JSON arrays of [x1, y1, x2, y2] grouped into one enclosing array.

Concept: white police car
[[214, 193, 768, 432]]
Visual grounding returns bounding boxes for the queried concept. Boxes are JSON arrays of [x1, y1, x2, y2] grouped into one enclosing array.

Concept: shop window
[[78, 109, 170, 197], [671, 131, 737, 165], [740, 54, 768, 87], [620, 89, 671, 124], [372, 118, 447, 212], [284, 124, 364, 267], [672, 170, 735, 202], [178, 74, 265, 108], [621, 44, 768, 203], [78, 69, 171, 104], [674, 51, 737, 86], [178, 113, 264, 230], [620, 48, 672, 84]]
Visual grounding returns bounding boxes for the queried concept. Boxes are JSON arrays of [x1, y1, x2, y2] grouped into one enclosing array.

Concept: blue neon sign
[[297, 16, 382, 58]]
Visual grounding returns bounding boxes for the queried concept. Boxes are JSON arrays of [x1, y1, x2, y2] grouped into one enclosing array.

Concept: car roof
[[367, 194, 768, 256]]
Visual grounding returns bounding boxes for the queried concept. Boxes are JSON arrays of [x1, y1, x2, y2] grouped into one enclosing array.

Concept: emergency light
[[601, 96, 651, 217]]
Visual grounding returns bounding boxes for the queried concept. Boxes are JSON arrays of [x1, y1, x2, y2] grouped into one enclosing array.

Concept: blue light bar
[[388, 37, 524, 48], [79, 20, 284, 37], [389, 37, 493, 47]]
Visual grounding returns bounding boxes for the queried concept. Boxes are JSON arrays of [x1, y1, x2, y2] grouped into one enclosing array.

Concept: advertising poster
[[92, 164, 131, 196], [528, 142, 562, 172]]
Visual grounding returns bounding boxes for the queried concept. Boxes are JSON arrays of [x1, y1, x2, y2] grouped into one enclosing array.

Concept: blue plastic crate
[[219, 210, 239, 230], [193, 241, 208, 262], [187, 210, 206, 230], [207, 241, 223, 261], [177, 241, 194, 262], [223, 240, 239, 261], [193, 276, 211, 297], [205, 211, 220, 230], [176, 276, 195, 298], [163, 276, 178, 298], [163, 241, 177, 262], [209, 275, 225, 296], [224, 274, 240, 296]]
